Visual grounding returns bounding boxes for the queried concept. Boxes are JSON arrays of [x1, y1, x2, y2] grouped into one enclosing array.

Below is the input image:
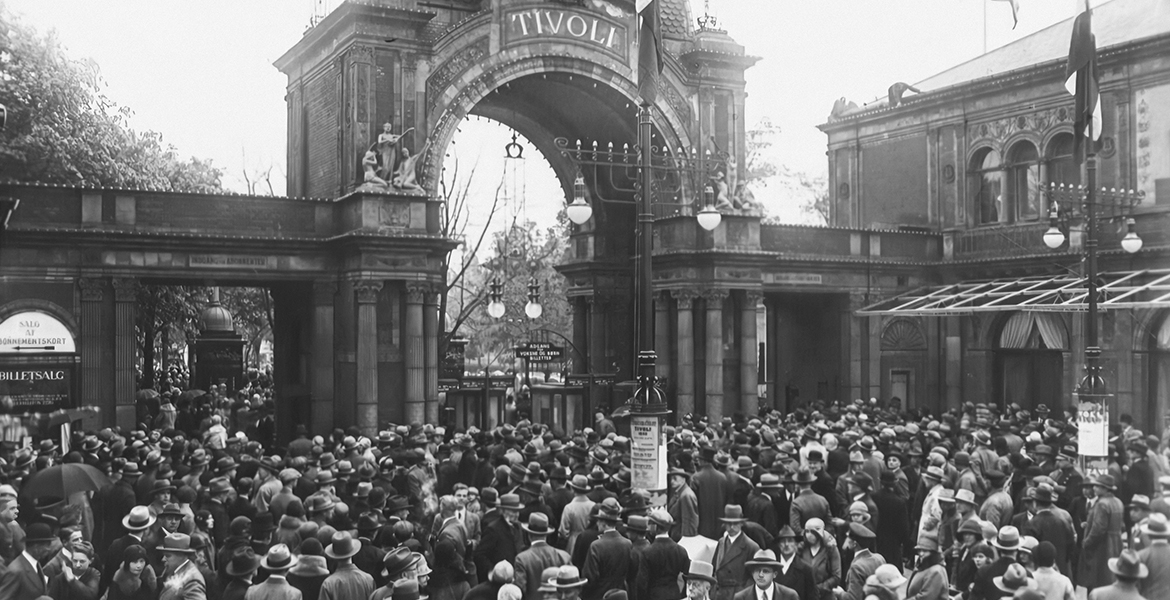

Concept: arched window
[[1007, 141, 1041, 221], [969, 148, 1003, 226], [1045, 133, 1080, 188]]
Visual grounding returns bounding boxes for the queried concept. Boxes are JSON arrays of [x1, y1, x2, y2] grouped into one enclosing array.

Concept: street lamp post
[[1042, 155, 1143, 462]]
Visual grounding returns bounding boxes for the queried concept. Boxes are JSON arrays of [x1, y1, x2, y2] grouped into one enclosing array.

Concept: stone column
[[405, 284, 427, 424], [674, 290, 697, 419], [355, 280, 382, 436], [571, 297, 588, 372], [588, 295, 608, 374], [311, 281, 338, 433], [703, 288, 729, 422], [79, 278, 108, 422], [112, 278, 138, 430], [740, 290, 762, 417], [423, 286, 440, 424], [654, 291, 673, 387]]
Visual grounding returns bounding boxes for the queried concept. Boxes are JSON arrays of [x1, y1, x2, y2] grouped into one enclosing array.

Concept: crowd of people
[[0, 393, 1168, 600]]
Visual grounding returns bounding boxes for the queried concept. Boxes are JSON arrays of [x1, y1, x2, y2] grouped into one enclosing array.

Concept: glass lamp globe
[[1042, 225, 1065, 249], [1121, 218, 1143, 254], [697, 206, 722, 231], [487, 300, 505, 319], [566, 198, 593, 225], [525, 301, 543, 319]]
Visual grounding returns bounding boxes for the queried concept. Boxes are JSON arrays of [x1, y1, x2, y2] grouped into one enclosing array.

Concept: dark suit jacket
[[474, 514, 518, 581], [638, 535, 690, 600], [713, 533, 760, 598], [433, 518, 472, 589], [693, 465, 730, 539], [582, 529, 633, 600], [102, 533, 147, 592], [969, 555, 1014, 600], [0, 553, 47, 600], [772, 556, 817, 600], [1024, 508, 1075, 574], [732, 582, 798, 600], [872, 489, 912, 568]]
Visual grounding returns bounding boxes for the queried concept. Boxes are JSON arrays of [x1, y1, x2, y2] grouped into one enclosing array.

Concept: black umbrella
[[135, 389, 159, 402], [177, 389, 207, 403], [22, 463, 110, 499]]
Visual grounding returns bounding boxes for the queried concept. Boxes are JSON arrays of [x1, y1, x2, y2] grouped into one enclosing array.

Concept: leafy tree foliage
[[743, 118, 830, 225], [0, 8, 222, 190]]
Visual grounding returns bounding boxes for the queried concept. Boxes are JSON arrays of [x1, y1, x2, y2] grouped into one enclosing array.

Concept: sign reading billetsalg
[[0, 366, 72, 412]]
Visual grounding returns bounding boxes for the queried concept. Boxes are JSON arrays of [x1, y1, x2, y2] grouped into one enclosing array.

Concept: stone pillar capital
[[742, 289, 764, 307], [405, 283, 428, 304], [672, 289, 699, 309], [355, 281, 383, 303], [313, 281, 339, 305], [424, 286, 441, 307], [112, 278, 138, 302], [79, 278, 104, 302], [701, 288, 729, 304]]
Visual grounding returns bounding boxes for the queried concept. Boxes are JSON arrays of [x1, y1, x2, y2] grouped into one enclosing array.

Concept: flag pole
[[984, 0, 989, 54]]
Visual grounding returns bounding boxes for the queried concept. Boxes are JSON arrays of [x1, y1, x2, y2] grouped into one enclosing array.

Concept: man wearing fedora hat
[[1023, 483, 1076, 575], [903, 537, 948, 600], [550, 564, 588, 600], [582, 498, 632, 600], [713, 505, 761, 600], [515, 512, 571, 600], [158, 533, 207, 600], [246, 543, 301, 600], [969, 526, 1023, 600], [1081, 473, 1126, 592], [560, 475, 596, 556], [220, 547, 262, 600], [667, 468, 699, 542], [476, 493, 523, 582], [637, 510, 689, 600], [320, 531, 375, 600], [432, 496, 475, 600], [683, 561, 717, 600], [790, 467, 830, 538], [1137, 512, 1170, 599], [0, 521, 53, 600], [733, 549, 797, 600], [1088, 549, 1147, 600], [102, 505, 157, 592], [744, 474, 782, 535]]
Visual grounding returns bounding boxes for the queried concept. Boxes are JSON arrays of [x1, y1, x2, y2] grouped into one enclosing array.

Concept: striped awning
[[857, 269, 1170, 316]]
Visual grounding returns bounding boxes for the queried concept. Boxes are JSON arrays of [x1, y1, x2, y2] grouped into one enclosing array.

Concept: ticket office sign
[[0, 365, 74, 412]]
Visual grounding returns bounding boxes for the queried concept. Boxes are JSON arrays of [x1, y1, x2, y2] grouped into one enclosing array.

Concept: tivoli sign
[[503, 6, 630, 61]]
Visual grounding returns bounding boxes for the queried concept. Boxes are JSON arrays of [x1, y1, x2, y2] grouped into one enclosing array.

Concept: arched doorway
[[995, 311, 1067, 411]]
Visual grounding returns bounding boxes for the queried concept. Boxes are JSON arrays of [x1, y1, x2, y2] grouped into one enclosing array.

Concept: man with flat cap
[[733, 550, 798, 600]]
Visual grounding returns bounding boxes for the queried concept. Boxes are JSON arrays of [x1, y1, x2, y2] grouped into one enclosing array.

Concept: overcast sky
[[7, 0, 1093, 225]]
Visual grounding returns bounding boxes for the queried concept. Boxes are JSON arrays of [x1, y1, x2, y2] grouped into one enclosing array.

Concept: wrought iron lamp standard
[[555, 107, 727, 385], [1041, 156, 1143, 435]]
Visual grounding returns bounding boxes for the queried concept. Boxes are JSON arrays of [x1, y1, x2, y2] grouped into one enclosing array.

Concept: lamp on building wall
[[566, 171, 593, 226]]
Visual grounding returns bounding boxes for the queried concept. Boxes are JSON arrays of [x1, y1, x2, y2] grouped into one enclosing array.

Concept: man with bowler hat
[[0, 521, 53, 600]]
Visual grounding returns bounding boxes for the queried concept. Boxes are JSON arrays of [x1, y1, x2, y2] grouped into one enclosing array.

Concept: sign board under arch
[[0, 311, 77, 354]]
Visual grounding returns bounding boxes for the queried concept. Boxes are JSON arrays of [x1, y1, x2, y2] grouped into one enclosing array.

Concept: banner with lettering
[[1077, 400, 1109, 457]]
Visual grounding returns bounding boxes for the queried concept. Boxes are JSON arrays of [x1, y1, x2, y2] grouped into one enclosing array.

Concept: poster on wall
[[1135, 84, 1170, 204], [631, 414, 663, 490]]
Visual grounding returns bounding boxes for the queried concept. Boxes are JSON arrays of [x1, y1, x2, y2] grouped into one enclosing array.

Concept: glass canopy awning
[[857, 269, 1170, 316]]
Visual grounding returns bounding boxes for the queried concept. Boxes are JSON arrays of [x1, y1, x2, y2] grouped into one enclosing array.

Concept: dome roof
[[200, 301, 235, 332]]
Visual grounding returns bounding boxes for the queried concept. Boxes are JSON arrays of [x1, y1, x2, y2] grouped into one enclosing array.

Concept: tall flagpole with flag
[[1065, 0, 1101, 164], [1065, 0, 1108, 466], [637, 0, 664, 106], [634, 0, 663, 382]]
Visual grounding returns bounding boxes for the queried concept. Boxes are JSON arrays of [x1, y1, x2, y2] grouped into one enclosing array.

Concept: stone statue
[[392, 140, 430, 193], [887, 82, 921, 108], [732, 182, 755, 211], [829, 97, 859, 119], [361, 147, 390, 190], [711, 171, 733, 210], [376, 122, 414, 180]]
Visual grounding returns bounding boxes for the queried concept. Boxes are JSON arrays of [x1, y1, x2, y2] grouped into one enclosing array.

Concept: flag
[[637, 0, 663, 105], [1065, 0, 1101, 163], [991, 0, 1020, 30]]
